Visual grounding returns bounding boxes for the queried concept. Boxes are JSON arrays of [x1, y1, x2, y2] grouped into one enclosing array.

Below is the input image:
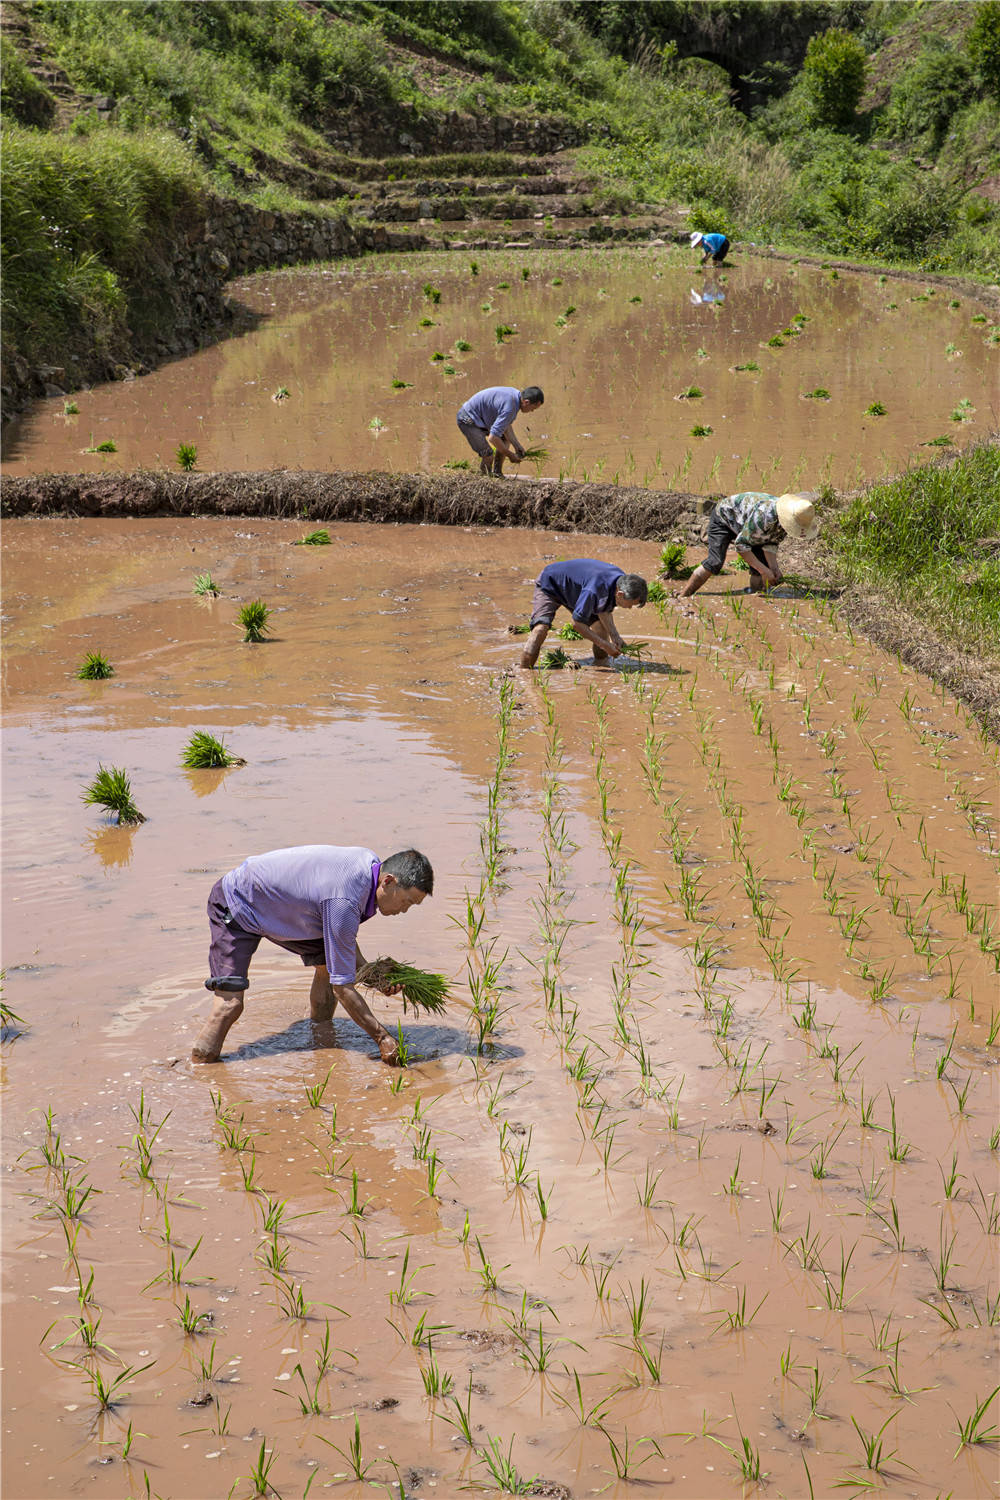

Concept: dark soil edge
[[5, 467, 998, 740]]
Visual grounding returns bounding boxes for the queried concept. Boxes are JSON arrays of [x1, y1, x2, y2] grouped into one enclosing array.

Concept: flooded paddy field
[[3, 517, 998, 1500], [3, 246, 997, 496]]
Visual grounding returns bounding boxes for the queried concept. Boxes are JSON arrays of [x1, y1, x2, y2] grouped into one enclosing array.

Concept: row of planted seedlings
[[685, 580, 1000, 1028], [658, 587, 999, 1190], [631, 588, 1000, 1482], [578, 633, 1000, 1488], [17, 1091, 338, 1500], [357, 670, 589, 1496], [499, 668, 792, 1484]]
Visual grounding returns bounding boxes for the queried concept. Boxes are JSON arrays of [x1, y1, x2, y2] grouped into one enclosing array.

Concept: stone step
[[358, 174, 584, 198], [352, 192, 642, 224]]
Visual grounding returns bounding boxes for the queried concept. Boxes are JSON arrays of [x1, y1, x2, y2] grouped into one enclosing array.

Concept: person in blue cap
[[691, 230, 730, 266]]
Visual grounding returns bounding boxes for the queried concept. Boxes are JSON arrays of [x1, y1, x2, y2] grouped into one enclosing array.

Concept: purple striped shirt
[[222, 846, 379, 984]]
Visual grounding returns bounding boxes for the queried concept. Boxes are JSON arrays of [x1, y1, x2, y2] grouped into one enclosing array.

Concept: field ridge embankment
[[0, 469, 700, 538], [5, 464, 998, 739]]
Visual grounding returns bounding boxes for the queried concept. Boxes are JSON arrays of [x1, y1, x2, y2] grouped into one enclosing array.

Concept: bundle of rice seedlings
[[238, 600, 272, 643], [294, 530, 330, 546], [539, 647, 571, 669], [556, 622, 582, 640], [619, 641, 649, 657], [82, 765, 145, 825], [77, 651, 114, 680], [522, 446, 549, 460], [357, 958, 450, 1016], [647, 580, 667, 603], [193, 573, 219, 596], [181, 732, 246, 769], [508, 622, 531, 634]]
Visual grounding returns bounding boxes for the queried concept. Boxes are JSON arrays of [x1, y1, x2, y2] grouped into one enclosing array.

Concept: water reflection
[[3, 248, 994, 495], [85, 825, 135, 868]]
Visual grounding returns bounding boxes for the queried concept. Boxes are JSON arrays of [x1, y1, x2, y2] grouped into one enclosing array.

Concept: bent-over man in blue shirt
[[520, 558, 648, 668], [191, 846, 433, 1065], [457, 384, 544, 476]]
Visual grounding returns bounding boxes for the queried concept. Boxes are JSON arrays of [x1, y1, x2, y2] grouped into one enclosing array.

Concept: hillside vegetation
[[2, 0, 998, 394]]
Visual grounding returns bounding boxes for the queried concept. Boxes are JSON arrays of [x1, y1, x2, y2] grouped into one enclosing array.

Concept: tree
[[802, 27, 867, 128]]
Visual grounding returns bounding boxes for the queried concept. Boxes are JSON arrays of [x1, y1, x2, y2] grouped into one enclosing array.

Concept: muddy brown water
[[3, 517, 999, 1500], [3, 247, 997, 496]]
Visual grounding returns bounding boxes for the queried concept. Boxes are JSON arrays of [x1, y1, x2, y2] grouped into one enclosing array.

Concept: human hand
[[378, 1033, 401, 1065], [379, 981, 402, 997]]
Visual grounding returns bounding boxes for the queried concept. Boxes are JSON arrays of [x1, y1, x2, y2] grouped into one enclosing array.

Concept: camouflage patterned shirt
[[713, 492, 786, 549]]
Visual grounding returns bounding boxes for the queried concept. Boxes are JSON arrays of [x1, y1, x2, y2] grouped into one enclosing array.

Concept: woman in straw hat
[[681, 492, 821, 598]]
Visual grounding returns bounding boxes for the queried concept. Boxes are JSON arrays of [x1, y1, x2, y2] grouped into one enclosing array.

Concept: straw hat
[[690, 231, 704, 246], [775, 493, 820, 540]]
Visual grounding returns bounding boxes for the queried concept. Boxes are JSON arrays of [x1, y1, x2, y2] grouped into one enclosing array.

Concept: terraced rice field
[[2, 519, 997, 1499]]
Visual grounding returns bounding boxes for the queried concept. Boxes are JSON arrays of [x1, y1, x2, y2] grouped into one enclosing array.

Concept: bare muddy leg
[[681, 565, 713, 598], [520, 621, 549, 669], [309, 967, 337, 1022], [191, 992, 245, 1063]]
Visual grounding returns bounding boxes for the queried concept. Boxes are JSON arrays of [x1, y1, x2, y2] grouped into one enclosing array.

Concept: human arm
[[501, 423, 526, 459], [488, 427, 522, 463], [570, 610, 621, 655], [735, 544, 780, 584], [331, 980, 399, 1062], [596, 608, 628, 654]]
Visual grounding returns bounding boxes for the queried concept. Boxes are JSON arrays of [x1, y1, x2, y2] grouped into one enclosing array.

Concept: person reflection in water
[[519, 559, 648, 669], [690, 282, 725, 305], [192, 846, 433, 1065]]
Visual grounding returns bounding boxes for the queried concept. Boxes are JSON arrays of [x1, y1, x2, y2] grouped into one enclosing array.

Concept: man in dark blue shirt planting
[[520, 558, 648, 668]]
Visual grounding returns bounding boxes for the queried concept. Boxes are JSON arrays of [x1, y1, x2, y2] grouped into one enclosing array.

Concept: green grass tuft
[[76, 650, 114, 680], [175, 441, 197, 470], [193, 572, 219, 596]]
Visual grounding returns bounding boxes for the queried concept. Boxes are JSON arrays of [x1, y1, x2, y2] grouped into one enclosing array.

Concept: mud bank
[[0, 469, 701, 539]]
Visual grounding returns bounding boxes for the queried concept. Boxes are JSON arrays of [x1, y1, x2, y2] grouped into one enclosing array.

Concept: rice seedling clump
[[76, 651, 114, 680], [82, 765, 145, 824], [357, 958, 450, 1015], [238, 600, 272, 643], [294, 530, 331, 546], [181, 732, 246, 770]]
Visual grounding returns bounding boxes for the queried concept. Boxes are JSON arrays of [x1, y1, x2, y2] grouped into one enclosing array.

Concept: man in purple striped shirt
[[191, 846, 433, 1065]]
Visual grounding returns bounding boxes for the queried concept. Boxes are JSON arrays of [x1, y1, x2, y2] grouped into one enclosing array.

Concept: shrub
[[968, 0, 1000, 101], [885, 42, 974, 152], [0, 36, 57, 126], [802, 28, 867, 128]]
